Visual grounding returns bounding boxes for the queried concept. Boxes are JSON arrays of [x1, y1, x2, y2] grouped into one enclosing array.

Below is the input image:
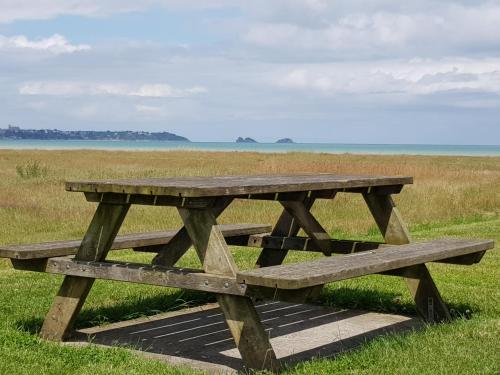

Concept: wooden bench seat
[[237, 239, 494, 289], [0, 223, 272, 260]]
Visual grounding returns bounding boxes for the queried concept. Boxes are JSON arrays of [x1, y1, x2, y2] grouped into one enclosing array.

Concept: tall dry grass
[[0, 149, 499, 245]]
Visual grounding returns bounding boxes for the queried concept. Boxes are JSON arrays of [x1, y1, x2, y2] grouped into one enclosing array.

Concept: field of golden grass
[[1, 149, 499, 245]]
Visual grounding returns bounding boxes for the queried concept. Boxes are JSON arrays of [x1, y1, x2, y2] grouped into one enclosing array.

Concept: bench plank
[[229, 235, 486, 265], [236, 239, 494, 289], [0, 223, 271, 260]]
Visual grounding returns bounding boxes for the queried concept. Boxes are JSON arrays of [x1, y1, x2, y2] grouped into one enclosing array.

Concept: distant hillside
[[0, 126, 189, 141], [276, 138, 294, 144], [236, 137, 258, 143]]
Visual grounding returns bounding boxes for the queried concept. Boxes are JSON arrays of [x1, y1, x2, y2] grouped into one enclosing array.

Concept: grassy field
[[0, 149, 499, 374]]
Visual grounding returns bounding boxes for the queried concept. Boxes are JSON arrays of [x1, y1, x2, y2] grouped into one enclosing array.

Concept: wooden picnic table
[[2, 173, 494, 372]]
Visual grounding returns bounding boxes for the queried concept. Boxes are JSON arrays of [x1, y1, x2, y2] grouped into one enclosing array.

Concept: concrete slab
[[71, 302, 422, 373]]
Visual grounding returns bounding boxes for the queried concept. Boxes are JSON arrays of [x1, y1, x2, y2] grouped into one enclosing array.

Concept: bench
[[5, 173, 494, 372], [237, 239, 494, 289], [0, 223, 272, 260]]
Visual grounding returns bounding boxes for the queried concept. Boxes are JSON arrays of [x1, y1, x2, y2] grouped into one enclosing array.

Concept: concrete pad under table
[[70, 302, 422, 373]]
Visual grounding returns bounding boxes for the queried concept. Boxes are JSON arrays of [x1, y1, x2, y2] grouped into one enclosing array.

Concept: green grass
[[0, 218, 498, 374], [0, 150, 499, 374]]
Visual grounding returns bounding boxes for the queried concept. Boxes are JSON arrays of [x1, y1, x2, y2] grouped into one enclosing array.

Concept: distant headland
[[236, 137, 258, 143], [236, 137, 295, 144], [0, 125, 189, 141], [276, 138, 294, 144]]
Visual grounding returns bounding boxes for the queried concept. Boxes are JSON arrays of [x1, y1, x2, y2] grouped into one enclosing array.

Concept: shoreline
[[1, 140, 500, 157]]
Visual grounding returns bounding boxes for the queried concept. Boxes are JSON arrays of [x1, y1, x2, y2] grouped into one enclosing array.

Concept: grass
[[15, 159, 49, 179], [0, 149, 499, 374]]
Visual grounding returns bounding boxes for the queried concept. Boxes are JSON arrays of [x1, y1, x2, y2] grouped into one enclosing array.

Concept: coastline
[[1, 140, 500, 156]]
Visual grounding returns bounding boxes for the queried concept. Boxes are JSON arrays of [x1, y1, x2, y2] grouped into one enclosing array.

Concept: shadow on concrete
[[15, 289, 215, 335], [72, 302, 422, 372]]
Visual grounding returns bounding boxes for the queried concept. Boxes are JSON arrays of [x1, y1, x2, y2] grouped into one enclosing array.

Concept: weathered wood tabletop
[[66, 173, 413, 197], [6, 173, 494, 372]]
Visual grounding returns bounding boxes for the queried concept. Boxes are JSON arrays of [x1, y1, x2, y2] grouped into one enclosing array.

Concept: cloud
[[0, 34, 90, 54], [130, 84, 207, 97], [274, 58, 500, 96], [242, 3, 500, 59], [0, 0, 233, 23], [135, 104, 163, 113], [18, 81, 207, 98], [2, 0, 500, 143]]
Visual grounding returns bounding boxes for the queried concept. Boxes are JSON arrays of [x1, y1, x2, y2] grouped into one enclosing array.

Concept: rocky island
[[236, 137, 258, 143], [276, 138, 294, 144], [0, 125, 189, 141]]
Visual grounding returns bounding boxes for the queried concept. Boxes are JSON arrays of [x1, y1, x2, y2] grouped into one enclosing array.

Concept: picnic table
[[1, 174, 494, 372]]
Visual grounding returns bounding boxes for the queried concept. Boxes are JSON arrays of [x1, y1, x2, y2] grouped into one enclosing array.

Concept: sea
[[0, 139, 499, 156]]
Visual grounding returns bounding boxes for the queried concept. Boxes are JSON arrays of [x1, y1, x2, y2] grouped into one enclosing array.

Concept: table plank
[[66, 174, 413, 197]]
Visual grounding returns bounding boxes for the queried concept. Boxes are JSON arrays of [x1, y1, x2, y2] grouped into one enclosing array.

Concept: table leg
[[153, 197, 232, 267], [280, 200, 334, 256], [256, 194, 315, 267], [178, 207, 279, 372], [40, 203, 129, 341], [363, 193, 451, 322]]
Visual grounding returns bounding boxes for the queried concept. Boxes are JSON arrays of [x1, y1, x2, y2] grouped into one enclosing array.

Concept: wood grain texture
[[256, 192, 315, 267], [0, 223, 271, 260], [396, 264, 452, 322], [363, 192, 451, 322], [179, 207, 279, 371], [363, 193, 411, 245], [44, 258, 247, 296], [178, 208, 238, 276], [153, 197, 234, 267], [39, 203, 129, 341], [66, 174, 413, 197], [84, 186, 402, 206], [217, 294, 280, 372], [280, 200, 334, 256], [238, 234, 383, 254], [236, 239, 494, 289]]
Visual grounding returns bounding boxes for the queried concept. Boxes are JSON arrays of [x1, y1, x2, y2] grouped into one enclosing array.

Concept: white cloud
[[135, 104, 163, 113], [0, 0, 233, 23], [274, 58, 500, 96], [0, 34, 90, 54], [242, 3, 500, 59], [18, 81, 207, 98], [2, 0, 500, 142], [130, 84, 206, 97]]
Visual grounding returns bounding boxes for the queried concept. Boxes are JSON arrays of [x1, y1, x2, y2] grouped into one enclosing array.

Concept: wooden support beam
[[44, 258, 246, 296], [179, 207, 279, 372], [436, 251, 486, 265], [256, 193, 317, 267], [397, 265, 452, 322], [10, 257, 328, 305], [229, 234, 383, 254], [247, 285, 320, 303], [84, 192, 216, 208], [256, 194, 326, 303], [152, 197, 233, 267], [363, 193, 451, 323], [280, 200, 333, 256], [363, 193, 411, 245], [39, 203, 129, 341]]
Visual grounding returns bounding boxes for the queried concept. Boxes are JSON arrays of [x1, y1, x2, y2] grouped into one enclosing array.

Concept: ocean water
[[0, 139, 499, 156]]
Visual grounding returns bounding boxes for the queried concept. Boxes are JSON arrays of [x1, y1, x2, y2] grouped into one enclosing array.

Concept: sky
[[1, 1, 500, 144]]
